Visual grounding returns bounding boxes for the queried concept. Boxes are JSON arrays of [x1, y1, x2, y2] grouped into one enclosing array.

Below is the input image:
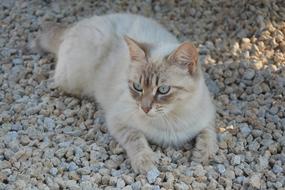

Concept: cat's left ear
[[168, 42, 198, 75], [124, 36, 147, 63]]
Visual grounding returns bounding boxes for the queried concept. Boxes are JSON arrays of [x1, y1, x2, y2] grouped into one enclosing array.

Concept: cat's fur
[[37, 13, 217, 173]]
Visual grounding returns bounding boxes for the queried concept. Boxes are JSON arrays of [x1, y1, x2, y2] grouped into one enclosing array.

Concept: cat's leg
[[109, 122, 158, 173], [192, 125, 218, 164]]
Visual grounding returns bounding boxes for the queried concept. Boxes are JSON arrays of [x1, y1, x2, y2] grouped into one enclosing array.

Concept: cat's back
[[102, 13, 178, 44], [65, 13, 177, 51]]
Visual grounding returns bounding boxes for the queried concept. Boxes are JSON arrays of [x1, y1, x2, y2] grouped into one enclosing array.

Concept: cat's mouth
[[140, 109, 158, 118]]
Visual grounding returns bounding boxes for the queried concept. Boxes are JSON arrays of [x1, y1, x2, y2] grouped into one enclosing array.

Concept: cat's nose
[[141, 106, 151, 113]]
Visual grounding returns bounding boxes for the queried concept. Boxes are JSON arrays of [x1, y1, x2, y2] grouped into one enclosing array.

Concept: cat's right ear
[[168, 42, 198, 75], [124, 36, 146, 62]]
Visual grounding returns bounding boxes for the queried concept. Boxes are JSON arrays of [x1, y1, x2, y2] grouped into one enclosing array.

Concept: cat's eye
[[157, 85, 170, 94], [133, 82, 143, 92]]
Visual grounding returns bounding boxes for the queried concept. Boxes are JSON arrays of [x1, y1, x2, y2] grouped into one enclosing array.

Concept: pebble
[[131, 181, 142, 190], [11, 124, 23, 131], [117, 178, 126, 188], [12, 58, 23, 65], [236, 176, 245, 184], [68, 162, 79, 171], [258, 156, 269, 170], [216, 164, 226, 174], [174, 182, 189, 190], [0, 160, 11, 170], [44, 117, 55, 131], [49, 167, 58, 176], [243, 69, 255, 80], [4, 131, 18, 144], [193, 164, 206, 177], [239, 124, 251, 136], [65, 180, 80, 189], [80, 181, 93, 190], [272, 164, 283, 174], [231, 155, 241, 165], [249, 174, 261, 188], [146, 168, 160, 184]]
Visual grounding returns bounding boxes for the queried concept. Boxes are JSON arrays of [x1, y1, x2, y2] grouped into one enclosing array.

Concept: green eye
[[157, 85, 170, 94], [133, 82, 143, 92]]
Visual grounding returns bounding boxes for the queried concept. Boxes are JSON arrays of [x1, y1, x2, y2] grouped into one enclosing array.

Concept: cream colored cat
[[37, 13, 217, 173]]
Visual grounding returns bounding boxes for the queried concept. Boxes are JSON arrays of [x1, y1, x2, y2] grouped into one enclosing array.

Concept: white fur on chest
[[125, 93, 215, 147]]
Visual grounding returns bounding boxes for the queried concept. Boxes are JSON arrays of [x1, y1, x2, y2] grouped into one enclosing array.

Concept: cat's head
[[125, 36, 202, 117]]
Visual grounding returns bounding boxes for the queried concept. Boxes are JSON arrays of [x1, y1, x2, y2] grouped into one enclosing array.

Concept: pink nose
[[141, 106, 151, 113]]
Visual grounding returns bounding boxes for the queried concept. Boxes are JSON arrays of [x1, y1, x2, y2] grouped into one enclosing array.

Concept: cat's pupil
[[158, 85, 170, 94], [133, 82, 142, 92]]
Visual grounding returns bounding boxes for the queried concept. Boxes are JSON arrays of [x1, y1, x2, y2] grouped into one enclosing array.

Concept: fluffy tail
[[34, 22, 67, 55]]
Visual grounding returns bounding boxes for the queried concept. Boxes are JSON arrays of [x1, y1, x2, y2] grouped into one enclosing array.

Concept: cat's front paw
[[191, 130, 218, 164], [130, 150, 158, 174]]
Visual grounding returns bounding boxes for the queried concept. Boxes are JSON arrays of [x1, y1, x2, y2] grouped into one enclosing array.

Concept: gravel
[[146, 168, 160, 184], [1, 0, 285, 189]]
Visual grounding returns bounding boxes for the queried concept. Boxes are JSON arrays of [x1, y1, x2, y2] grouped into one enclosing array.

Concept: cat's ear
[[124, 36, 146, 62], [168, 42, 198, 75]]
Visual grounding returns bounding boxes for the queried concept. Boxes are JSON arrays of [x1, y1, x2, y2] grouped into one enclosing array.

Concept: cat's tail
[[33, 22, 68, 55]]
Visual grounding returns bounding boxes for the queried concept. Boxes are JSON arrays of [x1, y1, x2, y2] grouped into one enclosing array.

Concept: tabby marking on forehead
[[140, 63, 163, 88]]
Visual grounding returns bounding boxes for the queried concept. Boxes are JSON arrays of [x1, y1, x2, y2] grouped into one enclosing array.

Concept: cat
[[36, 13, 217, 173]]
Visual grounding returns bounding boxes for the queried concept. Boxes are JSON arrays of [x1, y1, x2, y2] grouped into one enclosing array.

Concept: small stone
[[273, 182, 283, 189], [111, 169, 122, 177], [92, 173, 102, 184], [101, 175, 110, 185], [77, 167, 91, 175], [192, 181, 207, 189], [174, 182, 189, 190], [225, 169, 235, 180], [193, 164, 206, 177], [74, 147, 84, 158], [249, 174, 261, 188], [244, 69, 255, 80], [12, 58, 23, 65], [152, 185, 160, 190], [68, 171, 80, 181], [109, 176, 117, 186], [122, 186, 132, 190], [216, 164, 226, 174], [240, 124, 251, 136], [122, 174, 134, 185], [272, 164, 283, 174], [236, 176, 245, 184], [58, 141, 72, 148], [80, 181, 93, 190], [146, 167, 160, 184], [131, 181, 142, 190], [55, 148, 66, 158], [68, 162, 78, 171], [248, 141, 260, 151], [4, 131, 18, 144], [15, 180, 26, 189], [0, 160, 11, 170], [141, 184, 152, 190], [207, 79, 220, 95], [65, 180, 80, 189], [20, 135, 30, 145], [44, 117, 55, 131], [258, 156, 269, 170], [49, 167, 58, 176], [231, 155, 241, 165], [11, 123, 23, 131], [95, 116, 105, 125], [117, 178, 126, 188]]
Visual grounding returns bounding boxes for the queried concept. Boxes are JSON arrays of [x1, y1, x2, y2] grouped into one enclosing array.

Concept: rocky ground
[[0, 0, 285, 189]]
